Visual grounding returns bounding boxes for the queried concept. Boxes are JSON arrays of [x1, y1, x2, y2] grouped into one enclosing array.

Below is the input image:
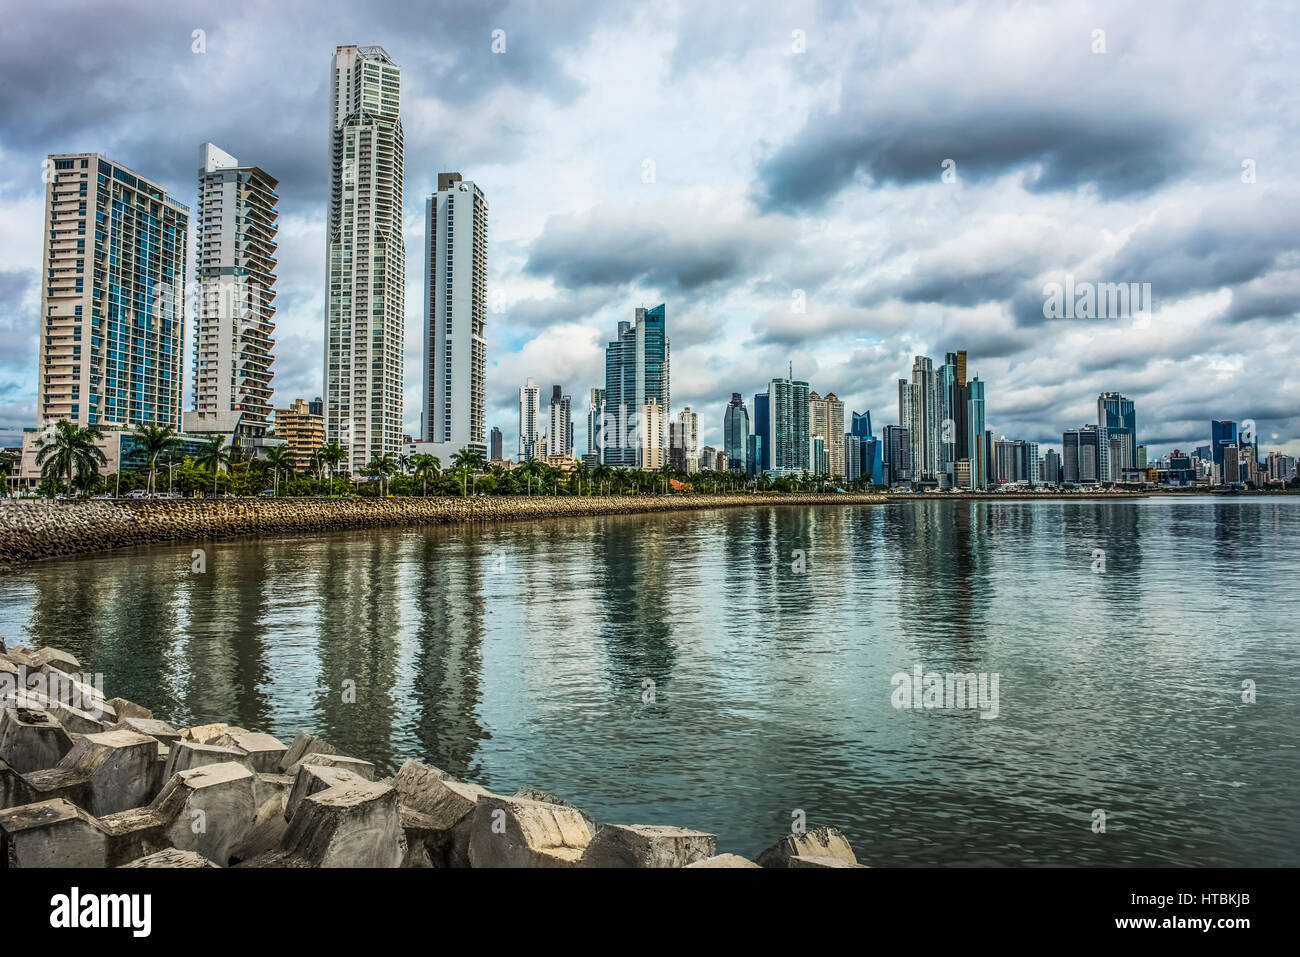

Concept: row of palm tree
[[24, 420, 881, 500]]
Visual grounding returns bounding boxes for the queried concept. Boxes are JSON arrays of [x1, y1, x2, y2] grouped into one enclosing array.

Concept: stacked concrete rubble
[[0, 643, 866, 869]]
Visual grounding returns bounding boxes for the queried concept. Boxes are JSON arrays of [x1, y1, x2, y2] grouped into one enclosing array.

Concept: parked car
[[125, 489, 150, 499], [258, 489, 276, 497]]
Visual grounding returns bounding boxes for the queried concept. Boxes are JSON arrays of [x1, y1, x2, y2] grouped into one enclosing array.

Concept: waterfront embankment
[[0, 493, 888, 564]]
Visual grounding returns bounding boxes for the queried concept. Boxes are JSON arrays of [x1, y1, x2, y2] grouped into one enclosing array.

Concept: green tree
[[132, 423, 180, 495], [364, 453, 399, 496], [450, 446, 487, 495], [35, 421, 107, 499], [195, 434, 232, 494], [318, 443, 346, 494], [410, 453, 441, 496], [263, 444, 295, 495]]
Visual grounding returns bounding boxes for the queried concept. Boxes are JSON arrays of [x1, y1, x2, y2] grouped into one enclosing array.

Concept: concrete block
[[285, 752, 375, 781], [0, 707, 74, 774], [579, 824, 716, 868], [278, 731, 337, 773], [179, 722, 243, 744], [277, 779, 406, 867], [164, 740, 248, 780], [106, 697, 153, 721], [212, 731, 287, 773], [0, 798, 108, 868], [285, 763, 362, 824], [684, 853, 761, 868], [98, 762, 260, 868], [30, 647, 81, 674], [468, 793, 594, 868], [756, 826, 859, 868], [111, 718, 180, 751], [25, 729, 163, 816], [393, 760, 492, 867]]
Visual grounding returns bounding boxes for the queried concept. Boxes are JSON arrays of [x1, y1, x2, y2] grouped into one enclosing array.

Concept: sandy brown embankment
[[0, 493, 889, 564]]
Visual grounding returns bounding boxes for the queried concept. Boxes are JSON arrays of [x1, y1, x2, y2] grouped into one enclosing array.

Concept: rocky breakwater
[[0, 493, 886, 565], [0, 641, 868, 869]]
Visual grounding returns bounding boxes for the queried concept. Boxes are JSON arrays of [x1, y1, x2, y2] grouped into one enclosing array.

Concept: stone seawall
[[0, 493, 887, 565]]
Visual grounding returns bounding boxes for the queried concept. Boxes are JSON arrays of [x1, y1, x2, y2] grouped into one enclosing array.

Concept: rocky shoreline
[[0, 493, 888, 565], [0, 641, 865, 869]]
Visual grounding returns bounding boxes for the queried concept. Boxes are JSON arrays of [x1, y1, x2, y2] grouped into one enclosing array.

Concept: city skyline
[[1, 2, 1298, 462]]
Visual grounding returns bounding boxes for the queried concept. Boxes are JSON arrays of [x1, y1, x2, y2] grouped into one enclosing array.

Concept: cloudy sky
[[1, 0, 1296, 459]]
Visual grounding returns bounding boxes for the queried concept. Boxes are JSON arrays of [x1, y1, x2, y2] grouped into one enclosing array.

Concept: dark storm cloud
[[1098, 192, 1300, 296], [0, 0, 603, 204], [756, 104, 1192, 212], [524, 204, 785, 293]]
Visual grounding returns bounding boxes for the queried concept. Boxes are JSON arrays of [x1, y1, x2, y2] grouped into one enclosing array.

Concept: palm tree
[[194, 434, 232, 494], [318, 443, 345, 493], [410, 453, 440, 496], [450, 446, 487, 496], [35, 421, 107, 499], [263, 444, 294, 496], [364, 453, 399, 496], [132, 423, 180, 495], [573, 459, 591, 496], [592, 464, 614, 497]]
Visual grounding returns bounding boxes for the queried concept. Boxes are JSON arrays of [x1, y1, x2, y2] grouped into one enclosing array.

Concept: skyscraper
[[490, 425, 503, 461], [752, 392, 771, 475], [37, 153, 188, 430], [1064, 425, 1103, 483], [809, 391, 845, 478], [966, 377, 986, 489], [587, 388, 605, 461], [1211, 420, 1237, 476], [939, 351, 969, 486], [518, 377, 539, 461], [325, 45, 406, 475], [1097, 392, 1136, 470], [1043, 448, 1062, 485], [641, 397, 664, 469], [723, 392, 749, 473], [547, 385, 573, 457], [186, 143, 277, 443], [768, 374, 810, 476], [603, 305, 669, 468], [883, 424, 910, 486], [423, 172, 487, 458], [900, 356, 940, 483], [677, 407, 699, 472]]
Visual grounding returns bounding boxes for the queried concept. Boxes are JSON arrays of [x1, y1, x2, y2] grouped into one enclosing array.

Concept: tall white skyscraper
[[899, 356, 939, 483], [35, 153, 188, 430], [423, 172, 488, 457], [547, 385, 573, 457], [185, 143, 278, 443], [519, 377, 540, 461], [325, 45, 405, 475], [677, 407, 699, 473]]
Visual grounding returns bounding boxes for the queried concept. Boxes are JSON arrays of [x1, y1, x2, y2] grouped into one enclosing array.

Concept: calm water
[[1, 497, 1296, 866]]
